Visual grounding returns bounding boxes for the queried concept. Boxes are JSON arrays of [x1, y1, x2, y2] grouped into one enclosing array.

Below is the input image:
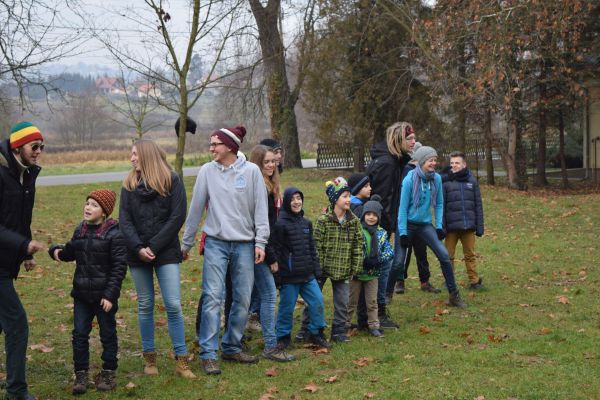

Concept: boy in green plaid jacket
[[312, 177, 364, 343]]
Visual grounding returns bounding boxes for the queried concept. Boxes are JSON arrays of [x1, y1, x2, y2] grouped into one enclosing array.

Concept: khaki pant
[[445, 230, 479, 284], [348, 279, 379, 330]]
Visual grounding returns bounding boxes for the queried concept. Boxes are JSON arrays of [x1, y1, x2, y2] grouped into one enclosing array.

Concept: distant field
[[6, 169, 599, 399]]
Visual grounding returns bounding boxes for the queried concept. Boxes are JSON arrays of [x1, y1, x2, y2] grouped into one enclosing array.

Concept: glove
[[400, 235, 410, 248], [476, 229, 484, 237], [273, 272, 282, 289], [362, 256, 379, 271], [436, 229, 446, 240]]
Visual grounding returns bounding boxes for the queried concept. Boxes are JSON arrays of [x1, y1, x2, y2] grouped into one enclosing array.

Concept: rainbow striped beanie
[[9, 122, 43, 149]]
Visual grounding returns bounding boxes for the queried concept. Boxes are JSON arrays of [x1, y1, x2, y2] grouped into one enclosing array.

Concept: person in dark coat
[[119, 139, 195, 379], [0, 122, 45, 400], [443, 151, 485, 289], [50, 189, 127, 394], [272, 187, 330, 350], [365, 122, 416, 328]]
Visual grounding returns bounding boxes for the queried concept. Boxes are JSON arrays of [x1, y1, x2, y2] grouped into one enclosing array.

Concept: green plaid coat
[[314, 207, 364, 280]]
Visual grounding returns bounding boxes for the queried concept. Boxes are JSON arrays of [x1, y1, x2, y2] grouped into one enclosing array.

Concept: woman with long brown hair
[[119, 139, 195, 379], [248, 145, 294, 361]]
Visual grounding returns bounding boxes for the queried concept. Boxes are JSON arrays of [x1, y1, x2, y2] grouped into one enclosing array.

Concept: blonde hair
[[123, 139, 173, 197], [249, 145, 281, 200], [385, 122, 414, 157]]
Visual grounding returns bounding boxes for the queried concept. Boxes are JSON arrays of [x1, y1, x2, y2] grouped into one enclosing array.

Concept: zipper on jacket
[[460, 183, 467, 229]]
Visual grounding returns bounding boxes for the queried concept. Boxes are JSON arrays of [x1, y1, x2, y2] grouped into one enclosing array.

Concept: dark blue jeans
[[0, 278, 29, 397], [73, 298, 118, 371], [390, 223, 457, 293]]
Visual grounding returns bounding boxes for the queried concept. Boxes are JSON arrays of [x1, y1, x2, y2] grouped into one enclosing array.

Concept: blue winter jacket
[[397, 169, 443, 236], [442, 168, 484, 236]]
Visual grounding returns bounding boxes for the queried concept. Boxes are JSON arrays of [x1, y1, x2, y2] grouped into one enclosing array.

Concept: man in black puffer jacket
[[50, 189, 127, 394], [272, 187, 329, 350], [0, 122, 45, 400], [442, 152, 485, 290]]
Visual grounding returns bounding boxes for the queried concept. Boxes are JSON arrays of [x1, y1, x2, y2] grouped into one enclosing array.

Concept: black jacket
[[272, 187, 321, 284], [442, 169, 484, 236], [50, 219, 128, 303], [119, 172, 187, 267], [264, 192, 279, 266], [366, 141, 411, 234], [0, 139, 40, 279]]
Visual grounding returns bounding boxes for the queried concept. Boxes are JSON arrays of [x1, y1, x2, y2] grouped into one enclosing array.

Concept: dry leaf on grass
[[475, 396, 486, 400], [259, 386, 278, 400], [125, 382, 136, 389], [304, 382, 321, 393], [538, 327, 552, 335], [557, 296, 570, 304], [313, 347, 330, 355], [364, 393, 376, 399], [265, 367, 278, 377], [419, 326, 431, 334], [324, 375, 338, 383], [352, 357, 374, 367], [30, 343, 54, 353]]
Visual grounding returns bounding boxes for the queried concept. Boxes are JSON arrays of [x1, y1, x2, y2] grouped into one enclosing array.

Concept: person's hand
[[53, 248, 62, 261], [138, 247, 156, 262], [24, 259, 36, 271], [27, 240, 44, 255], [100, 298, 113, 312], [436, 228, 446, 241], [255, 247, 265, 264], [182, 249, 189, 261], [269, 262, 278, 273], [400, 235, 410, 248]]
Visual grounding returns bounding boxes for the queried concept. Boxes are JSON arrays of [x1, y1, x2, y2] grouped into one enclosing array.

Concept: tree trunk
[[558, 108, 569, 189], [484, 107, 495, 185], [456, 41, 467, 153], [249, 0, 302, 168], [501, 113, 527, 190], [174, 84, 188, 179], [535, 73, 548, 186]]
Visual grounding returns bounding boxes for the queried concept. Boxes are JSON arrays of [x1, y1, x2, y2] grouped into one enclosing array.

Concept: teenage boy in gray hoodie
[[182, 126, 269, 376]]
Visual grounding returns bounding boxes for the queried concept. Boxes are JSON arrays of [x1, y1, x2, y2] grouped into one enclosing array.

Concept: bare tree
[[86, 0, 249, 176], [0, 0, 85, 107], [52, 91, 113, 145]]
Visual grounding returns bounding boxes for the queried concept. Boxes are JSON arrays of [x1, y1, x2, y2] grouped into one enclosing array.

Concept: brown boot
[[143, 352, 159, 375], [175, 355, 196, 379], [72, 370, 89, 395], [95, 369, 116, 391]]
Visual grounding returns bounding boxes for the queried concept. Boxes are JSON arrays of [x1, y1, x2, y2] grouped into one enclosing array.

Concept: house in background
[[95, 77, 125, 96]]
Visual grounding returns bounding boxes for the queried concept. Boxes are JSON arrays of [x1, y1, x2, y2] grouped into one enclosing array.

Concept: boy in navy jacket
[[443, 151, 484, 289]]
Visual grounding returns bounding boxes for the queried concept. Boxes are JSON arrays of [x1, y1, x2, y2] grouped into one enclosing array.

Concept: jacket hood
[[0, 139, 41, 178], [282, 186, 304, 215]]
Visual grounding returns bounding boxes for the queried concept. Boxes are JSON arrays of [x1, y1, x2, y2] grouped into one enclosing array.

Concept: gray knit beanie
[[411, 142, 423, 161], [361, 194, 383, 221], [413, 145, 438, 166]]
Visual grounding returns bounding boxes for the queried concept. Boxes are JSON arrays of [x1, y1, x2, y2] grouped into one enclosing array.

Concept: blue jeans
[[377, 259, 392, 305], [277, 279, 326, 337], [391, 223, 457, 293], [0, 279, 29, 397], [129, 263, 188, 356], [253, 263, 277, 348], [199, 237, 254, 360], [73, 298, 118, 371]]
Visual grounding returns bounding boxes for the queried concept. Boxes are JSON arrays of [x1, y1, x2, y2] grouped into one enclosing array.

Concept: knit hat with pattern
[[325, 176, 350, 205], [10, 122, 43, 149], [87, 189, 117, 216], [211, 126, 246, 153]]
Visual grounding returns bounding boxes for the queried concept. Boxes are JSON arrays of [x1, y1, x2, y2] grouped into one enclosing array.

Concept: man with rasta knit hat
[[0, 122, 45, 400], [182, 126, 269, 375], [395, 146, 466, 308], [301, 177, 363, 343], [49, 189, 127, 394]]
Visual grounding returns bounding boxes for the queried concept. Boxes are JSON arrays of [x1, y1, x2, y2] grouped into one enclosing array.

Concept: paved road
[[37, 159, 318, 186]]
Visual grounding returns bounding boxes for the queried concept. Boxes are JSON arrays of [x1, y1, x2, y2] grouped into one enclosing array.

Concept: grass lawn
[[5, 169, 600, 399]]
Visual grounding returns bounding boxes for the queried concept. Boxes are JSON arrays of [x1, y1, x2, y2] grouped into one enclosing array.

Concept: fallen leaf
[[583, 352, 595, 359], [519, 304, 530, 307], [419, 326, 431, 334], [475, 396, 486, 400], [467, 291, 476, 298], [125, 382, 136, 389], [538, 327, 552, 335], [364, 393, 376, 399], [404, 354, 415, 360], [313, 347, 330, 355], [324, 375, 338, 383], [304, 382, 321, 393], [487, 334, 508, 343], [557, 296, 569, 305], [259, 394, 275, 400], [30, 343, 54, 353], [432, 315, 443, 322], [265, 367, 278, 377], [266, 386, 278, 394], [352, 357, 374, 367]]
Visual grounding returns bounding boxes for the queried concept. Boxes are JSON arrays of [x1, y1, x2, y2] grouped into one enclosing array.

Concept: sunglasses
[[30, 143, 45, 152]]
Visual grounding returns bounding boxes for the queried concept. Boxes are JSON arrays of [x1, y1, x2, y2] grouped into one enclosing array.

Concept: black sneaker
[[201, 359, 221, 375], [469, 278, 483, 290], [308, 332, 331, 349], [448, 290, 467, 308], [369, 329, 384, 337], [421, 281, 442, 293], [331, 334, 350, 343], [394, 280, 405, 294], [378, 303, 400, 329], [95, 369, 116, 391], [72, 370, 89, 395], [294, 329, 309, 343]]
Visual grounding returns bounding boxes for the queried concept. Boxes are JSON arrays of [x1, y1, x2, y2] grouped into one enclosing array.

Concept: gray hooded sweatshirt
[[181, 153, 269, 251]]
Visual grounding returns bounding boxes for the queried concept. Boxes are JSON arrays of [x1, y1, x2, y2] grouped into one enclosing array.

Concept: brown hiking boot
[[394, 280, 405, 294], [95, 369, 116, 391], [448, 290, 467, 308], [421, 281, 442, 293], [201, 359, 221, 375], [222, 351, 259, 364], [262, 344, 295, 362], [143, 351, 159, 375], [72, 370, 89, 395], [175, 355, 196, 379]]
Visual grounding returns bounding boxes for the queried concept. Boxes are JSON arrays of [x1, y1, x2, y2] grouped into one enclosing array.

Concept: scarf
[[411, 165, 436, 209], [361, 221, 379, 260]]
